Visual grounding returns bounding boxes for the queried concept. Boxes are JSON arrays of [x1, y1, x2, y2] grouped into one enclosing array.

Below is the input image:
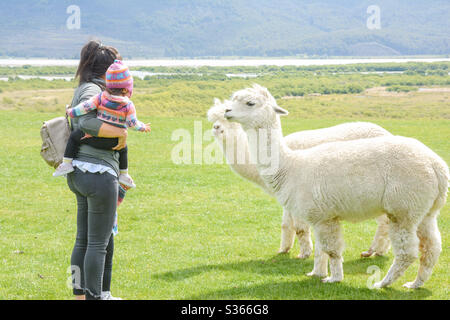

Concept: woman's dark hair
[[75, 40, 121, 86]]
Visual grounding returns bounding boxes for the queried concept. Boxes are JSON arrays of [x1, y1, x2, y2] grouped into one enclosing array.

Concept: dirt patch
[[365, 86, 450, 97], [0, 88, 74, 111], [417, 87, 450, 93]]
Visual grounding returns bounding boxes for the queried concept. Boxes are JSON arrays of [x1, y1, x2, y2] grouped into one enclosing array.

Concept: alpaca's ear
[[273, 105, 289, 116], [214, 98, 221, 105], [207, 108, 214, 122], [253, 83, 269, 98], [207, 106, 218, 122]]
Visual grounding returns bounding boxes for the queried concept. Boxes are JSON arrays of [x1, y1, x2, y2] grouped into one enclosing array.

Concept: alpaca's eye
[[246, 101, 255, 106]]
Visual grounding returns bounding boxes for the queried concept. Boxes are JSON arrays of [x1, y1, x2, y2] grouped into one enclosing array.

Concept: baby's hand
[[144, 123, 151, 133], [66, 108, 73, 118]]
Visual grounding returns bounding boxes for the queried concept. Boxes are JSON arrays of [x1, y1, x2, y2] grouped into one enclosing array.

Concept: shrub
[[386, 85, 417, 93]]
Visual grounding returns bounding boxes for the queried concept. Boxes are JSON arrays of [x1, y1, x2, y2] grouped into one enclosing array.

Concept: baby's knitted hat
[[106, 60, 134, 97]]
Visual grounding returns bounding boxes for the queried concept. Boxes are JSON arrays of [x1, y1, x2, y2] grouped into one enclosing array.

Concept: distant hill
[[1, 0, 449, 58]]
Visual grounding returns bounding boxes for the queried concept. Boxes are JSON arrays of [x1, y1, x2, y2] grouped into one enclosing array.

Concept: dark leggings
[[65, 129, 128, 170], [103, 234, 114, 292], [101, 182, 128, 292], [67, 168, 118, 300]]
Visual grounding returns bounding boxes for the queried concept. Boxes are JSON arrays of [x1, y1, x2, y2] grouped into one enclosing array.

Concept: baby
[[53, 60, 151, 188]]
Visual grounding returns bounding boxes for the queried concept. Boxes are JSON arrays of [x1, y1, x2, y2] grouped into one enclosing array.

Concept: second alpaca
[[207, 98, 391, 258]]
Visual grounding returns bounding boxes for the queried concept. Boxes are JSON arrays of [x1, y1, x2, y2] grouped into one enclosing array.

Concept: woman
[[67, 40, 128, 300]]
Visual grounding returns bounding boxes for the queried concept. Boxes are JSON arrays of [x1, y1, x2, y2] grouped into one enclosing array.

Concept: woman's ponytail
[[75, 40, 120, 85]]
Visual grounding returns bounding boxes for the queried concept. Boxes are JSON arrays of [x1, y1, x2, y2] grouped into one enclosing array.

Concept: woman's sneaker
[[53, 162, 74, 177], [101, 291, 123, 300], [119, 173, 136, 188]]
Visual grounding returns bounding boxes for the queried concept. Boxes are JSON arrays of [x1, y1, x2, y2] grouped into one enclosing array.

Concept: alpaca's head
[[207, 98, 243, 140], [225, 84, 288, 129]]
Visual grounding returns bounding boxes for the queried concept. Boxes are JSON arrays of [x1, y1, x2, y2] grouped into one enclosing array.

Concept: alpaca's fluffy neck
[[216, 127, 269, 191], [242, 116, 291, 191], [218, 127, 249, 166]]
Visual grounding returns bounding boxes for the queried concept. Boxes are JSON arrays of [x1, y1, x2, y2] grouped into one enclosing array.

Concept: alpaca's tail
[[430, 158, 449, 212]]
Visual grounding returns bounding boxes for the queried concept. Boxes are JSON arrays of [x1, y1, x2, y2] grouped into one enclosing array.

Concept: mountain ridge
[[0, 0, 448, 58]]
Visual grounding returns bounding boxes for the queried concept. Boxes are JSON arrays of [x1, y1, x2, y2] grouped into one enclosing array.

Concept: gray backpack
[[40, 107, 71, 168]]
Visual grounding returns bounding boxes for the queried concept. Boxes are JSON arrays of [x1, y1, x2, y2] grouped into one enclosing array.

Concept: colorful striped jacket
[[68, 91, 146, 131]]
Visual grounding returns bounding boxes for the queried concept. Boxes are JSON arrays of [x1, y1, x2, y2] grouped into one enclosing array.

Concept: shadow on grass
[[185, 278, 432, 300], [153, 254, 433, 299], [152, 254, 390, 281]]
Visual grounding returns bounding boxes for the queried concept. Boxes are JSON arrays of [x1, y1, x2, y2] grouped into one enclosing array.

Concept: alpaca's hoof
[[307, 271, 327, 278], [297, 251, 312, 259], [361, 249, 375, 258], [403, 281, 421, 289], [372, 281, 386, 289], [321, 277, 342, 283], [374, 250, 388, 257], [278, 248, 290, 254]]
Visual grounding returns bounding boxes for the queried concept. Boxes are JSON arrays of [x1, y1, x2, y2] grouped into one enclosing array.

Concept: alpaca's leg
[[308, 220, 344, 282], [361, 215, 391, 257], [278, 208, 296, 254], [296, 220, 313, 259], [307, 244, 328, 278], [404, 211, 441, 289], [319, 221, 345, 283], [373, 221, 419, 288]]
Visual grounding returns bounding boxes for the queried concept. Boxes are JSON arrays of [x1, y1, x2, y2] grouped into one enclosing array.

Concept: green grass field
[[0, 84, 449, 300]]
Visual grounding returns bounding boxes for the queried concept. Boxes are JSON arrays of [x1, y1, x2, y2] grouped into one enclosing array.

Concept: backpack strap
[[65, 104, 72, 131]]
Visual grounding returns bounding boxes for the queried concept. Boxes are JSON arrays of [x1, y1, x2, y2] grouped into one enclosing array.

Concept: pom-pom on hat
[[105, 60, 134, 97]]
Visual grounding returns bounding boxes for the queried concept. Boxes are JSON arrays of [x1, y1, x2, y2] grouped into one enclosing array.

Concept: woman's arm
[[78, 116, 128, 150], [75, 86, 105, 136], [98, 123, 128, 150]]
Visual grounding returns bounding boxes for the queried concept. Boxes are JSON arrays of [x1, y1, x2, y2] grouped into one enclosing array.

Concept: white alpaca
[[224, 84, 448, 288], [207, 98, 391, 258]]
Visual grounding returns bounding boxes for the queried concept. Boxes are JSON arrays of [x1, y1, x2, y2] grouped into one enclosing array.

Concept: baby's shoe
[[53, 162, 74, 177], [119, 173, 136, 188], [101, 291, 123, 300]]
